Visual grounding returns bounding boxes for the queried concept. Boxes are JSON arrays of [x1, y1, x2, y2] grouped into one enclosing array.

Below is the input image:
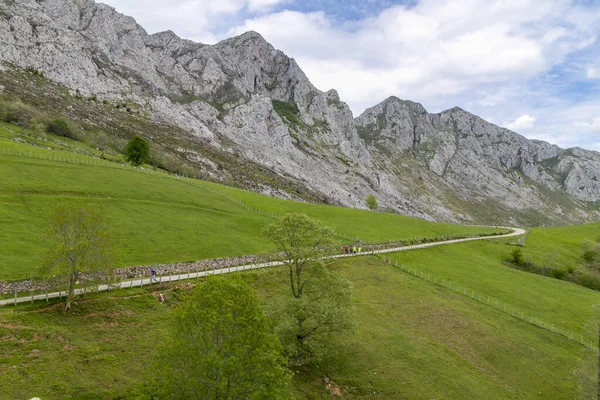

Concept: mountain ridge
[[0, 0, 598, 225]]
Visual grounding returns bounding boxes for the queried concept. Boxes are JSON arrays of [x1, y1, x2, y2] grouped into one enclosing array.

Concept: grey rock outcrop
[[0, 0, 598, 225], [356, 98, 600, 224]]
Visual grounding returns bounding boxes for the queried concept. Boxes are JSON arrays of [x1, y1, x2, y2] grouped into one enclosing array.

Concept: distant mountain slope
[[356, 98, 600, 224], [0, 0, 598, 225]]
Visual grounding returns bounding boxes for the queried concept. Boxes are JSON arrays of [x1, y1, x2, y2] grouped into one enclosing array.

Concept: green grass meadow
[[0, 122, 499, 280], [0, 255, 596, 399], [524, 223, 600, 271], [1, 120, 600, 399]]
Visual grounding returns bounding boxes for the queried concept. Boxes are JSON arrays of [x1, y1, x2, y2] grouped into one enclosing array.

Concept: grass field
[[383, 239, 600, 336], [0, 122, 501, 281], [523, 223, 600, 271], [0, 254, 596, 399]]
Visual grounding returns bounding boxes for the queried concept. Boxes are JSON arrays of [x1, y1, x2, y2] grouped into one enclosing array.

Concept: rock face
[[0, 0, 598, 225]]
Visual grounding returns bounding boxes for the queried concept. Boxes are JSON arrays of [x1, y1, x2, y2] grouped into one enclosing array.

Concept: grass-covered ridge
[[1, 256, 596, 399], [0, 122, 500, 280]]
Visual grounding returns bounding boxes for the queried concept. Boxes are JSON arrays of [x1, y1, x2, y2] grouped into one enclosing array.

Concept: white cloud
[[588, 67, 600, 79], [247, 0, 287, 13], [227, 0, 599, 116], [504, 115, 536, 131], [574, 116, 600, 132]]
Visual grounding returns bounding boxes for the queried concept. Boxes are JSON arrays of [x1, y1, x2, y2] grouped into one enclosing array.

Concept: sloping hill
[[0, 122, 499, 280]]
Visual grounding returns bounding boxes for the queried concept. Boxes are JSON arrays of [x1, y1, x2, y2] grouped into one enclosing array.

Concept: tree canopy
[[41, 203, 115, 310], [271, 264, 355, 367], [154, 276, 292, 399], [124, 136, 149, 166], [262, 213, 335, 298]]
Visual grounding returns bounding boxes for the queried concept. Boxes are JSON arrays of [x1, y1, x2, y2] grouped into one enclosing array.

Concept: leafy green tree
[[124, 136, 149, 166], [41, 203, 114, 310], [271, 264, 355, 367], [262, 213, 335, 298], [365, 194, 378, 210], [154, 276, 292, 399]]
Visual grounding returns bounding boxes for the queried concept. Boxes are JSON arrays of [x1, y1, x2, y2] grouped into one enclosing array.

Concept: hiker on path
[[150, 267, 157, 282], [358, 246, 362, 253], [352, 245, 357, 254], [344, 245, 349, 254]]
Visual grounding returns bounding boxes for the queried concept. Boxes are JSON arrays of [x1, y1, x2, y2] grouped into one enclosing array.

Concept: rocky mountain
[[0, 0, 598, 226]]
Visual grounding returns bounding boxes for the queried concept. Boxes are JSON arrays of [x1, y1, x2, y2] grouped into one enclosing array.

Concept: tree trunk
[[289, 266, 299, 298], [66, 272, 76, 310]]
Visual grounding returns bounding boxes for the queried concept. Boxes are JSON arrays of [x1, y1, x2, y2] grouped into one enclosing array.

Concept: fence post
[[31, 291, 34, 304], [14, 291, 17, 306]]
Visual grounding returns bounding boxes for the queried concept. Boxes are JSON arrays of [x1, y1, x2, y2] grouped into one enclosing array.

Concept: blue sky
[[103, 0, 600, 151]]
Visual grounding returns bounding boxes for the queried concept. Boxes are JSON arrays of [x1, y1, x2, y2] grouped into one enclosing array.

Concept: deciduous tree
[[41, 203, 114, 310], [262, 213, 335, 298], [124, 135, 149, 166], [154, 276, 291, 399], [271, 264, 355, 367]]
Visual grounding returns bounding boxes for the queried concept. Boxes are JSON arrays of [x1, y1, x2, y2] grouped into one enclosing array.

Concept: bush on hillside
[[46, 118, 77, 140], [510, 248, 525, 266], [550, 268, 567, 280], [0, 100, 39, 128], [575, 273, 600, 291], [366, 194, 378, 210]]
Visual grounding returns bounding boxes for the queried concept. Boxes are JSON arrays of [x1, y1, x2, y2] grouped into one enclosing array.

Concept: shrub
[[550, 268, 567, 280], [46, 118, 76, 140], [510, 248, 525, 266], [366, 194, 378, 210], [0, 100, 39, 127], [575, 274, 600, 291]]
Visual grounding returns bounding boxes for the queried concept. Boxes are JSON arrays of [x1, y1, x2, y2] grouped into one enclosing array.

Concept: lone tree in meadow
[[365, 194, 378, 211], [263, 213, 355, 367], [262, 213, 335, 298], [271, 264, 355, 367], [41, 203, 115, 310], [124, 135, 149, 166], [154, 276, 292, 399]]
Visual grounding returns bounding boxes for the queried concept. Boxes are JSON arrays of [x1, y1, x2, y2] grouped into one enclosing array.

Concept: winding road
[[0, 227, 525, 306]]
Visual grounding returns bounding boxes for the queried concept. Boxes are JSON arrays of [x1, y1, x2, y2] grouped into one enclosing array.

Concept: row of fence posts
[[379, 254, 596, 350]]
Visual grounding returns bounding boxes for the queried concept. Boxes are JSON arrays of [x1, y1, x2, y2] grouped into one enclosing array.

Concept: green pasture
[[523, 223, 600, 271], [0, 255, 594, 399], [383, 240, 600, 336], [0, 122, 500, 280]]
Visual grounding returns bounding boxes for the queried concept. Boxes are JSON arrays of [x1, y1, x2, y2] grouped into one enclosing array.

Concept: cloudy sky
[[102, 0, 600, 151]]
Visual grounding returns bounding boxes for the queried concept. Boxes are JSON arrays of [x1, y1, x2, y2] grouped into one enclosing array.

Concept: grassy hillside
[[0, 122, 500, 281], [0, 255, 596, 399], [524, 223, 600, 272], [383, 239, 600, 335]]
